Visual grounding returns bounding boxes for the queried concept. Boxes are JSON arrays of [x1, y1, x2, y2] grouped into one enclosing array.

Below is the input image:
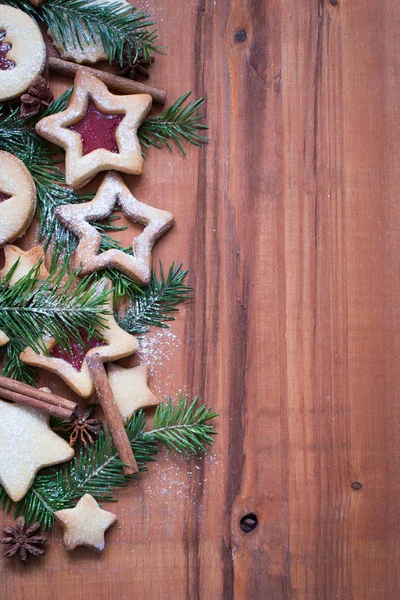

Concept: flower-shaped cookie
[[55, 171, 174, 285], [36, 69, 152, 189]]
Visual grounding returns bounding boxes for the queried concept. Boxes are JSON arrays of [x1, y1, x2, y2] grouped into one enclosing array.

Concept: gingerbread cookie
[[55, 494, 117, 552], [0, 245, 49, 286], [20, 279, 139, 398], [48, 0, 130, 64], [0, 151, 36, 246], [0, 6, 46, 101], [107, 363, 159, 423], [36, 69, 152, 189], [55, 171, 174, 284], [0, 401, 74, 502]]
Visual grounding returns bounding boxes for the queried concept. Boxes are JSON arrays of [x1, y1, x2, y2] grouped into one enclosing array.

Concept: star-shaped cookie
[[19, 279, 139, 398], [0, 401, 74, 502], [55, 171, 174, 284], [0, 245, 49, 347], [36, 69, 152, 189], [55, 494, 117, 552], [107, 363, 159, 423], [0, 244, 49, 286]]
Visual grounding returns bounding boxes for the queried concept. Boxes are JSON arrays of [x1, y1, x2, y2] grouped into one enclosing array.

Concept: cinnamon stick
[[0, 387, 74, 419], [86, 353, 138, 475], [48, 57, 167, 104], [0, 375, 77, 412]]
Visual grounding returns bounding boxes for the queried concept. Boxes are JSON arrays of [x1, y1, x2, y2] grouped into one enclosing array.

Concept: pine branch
[[41, 0, 161, 65], [14, 411, 158, 529], [0, 396, 217, 529], [118, 263, 192, 335], [139, 92, 209, 155], [149, 394, 218, 454], [0, 264, 110, 356], [0, 341, 38, 387]]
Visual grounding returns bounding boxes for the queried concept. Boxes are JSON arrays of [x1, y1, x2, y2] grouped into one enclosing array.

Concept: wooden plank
[[0, 0, 399, 598]]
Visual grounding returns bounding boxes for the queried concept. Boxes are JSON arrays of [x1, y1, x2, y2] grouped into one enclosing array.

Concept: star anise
[[56, 405, 101, 447], [20, 75, 54, 119], [116, 48, 154, 80], [2, 516, 48, 562]]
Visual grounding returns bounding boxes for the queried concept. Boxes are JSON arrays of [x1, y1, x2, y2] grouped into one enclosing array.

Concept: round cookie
[[0, 6, 46, 101], [0, 151, 37, 245], [49, 0, 131, 64]]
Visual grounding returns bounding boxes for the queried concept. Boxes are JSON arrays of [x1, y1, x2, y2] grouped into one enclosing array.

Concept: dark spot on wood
[[240, 513, 258, 533], [273, 71, 282, 93], [351, 481, 363, 491], [235, 29, 247, 43], [330, 0, 338, 4]]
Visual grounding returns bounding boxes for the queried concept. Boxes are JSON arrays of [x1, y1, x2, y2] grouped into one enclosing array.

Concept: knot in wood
[[240, 513, 258, 533], [234, 29, 247, 43], [351, 481, 363, 491]]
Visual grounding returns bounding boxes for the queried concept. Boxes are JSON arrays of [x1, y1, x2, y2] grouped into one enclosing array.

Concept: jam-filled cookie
[[20, 279, 139, 398], [0, 6, 46, 101], [36, 69, 152, 189], [0, 151, 37, 246]]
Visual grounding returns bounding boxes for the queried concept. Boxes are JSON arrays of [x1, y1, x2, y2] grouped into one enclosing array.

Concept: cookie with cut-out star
[[55, 171, 174, 285], [55, 494, 117, 552], [36, 69, 152, 189], [0, 245, 49, 286], [107, 363, 159, 423], [19, 279, 139, 398], [0, 401, 74, 502]]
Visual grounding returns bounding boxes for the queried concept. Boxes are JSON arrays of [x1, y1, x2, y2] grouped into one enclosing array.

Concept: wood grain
[[1, 0, 399, 598]]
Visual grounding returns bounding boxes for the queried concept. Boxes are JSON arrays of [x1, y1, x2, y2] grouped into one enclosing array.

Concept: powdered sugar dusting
[[137, 329, 181, 378]]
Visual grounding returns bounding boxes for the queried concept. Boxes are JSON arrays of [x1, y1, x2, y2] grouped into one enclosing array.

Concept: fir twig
[[139, 92, 208, 155], [118, 263, 192, 335], [41, 0, 161, 65], [0, 264, 110, 356], [18, 412, 157, 530], [0, 396, 217, 529], [0, 341, 38, 387], [149, 394, 218, 454]]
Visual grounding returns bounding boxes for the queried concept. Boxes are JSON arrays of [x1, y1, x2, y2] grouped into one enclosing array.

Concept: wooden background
[[1, 0, 399, 598]]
